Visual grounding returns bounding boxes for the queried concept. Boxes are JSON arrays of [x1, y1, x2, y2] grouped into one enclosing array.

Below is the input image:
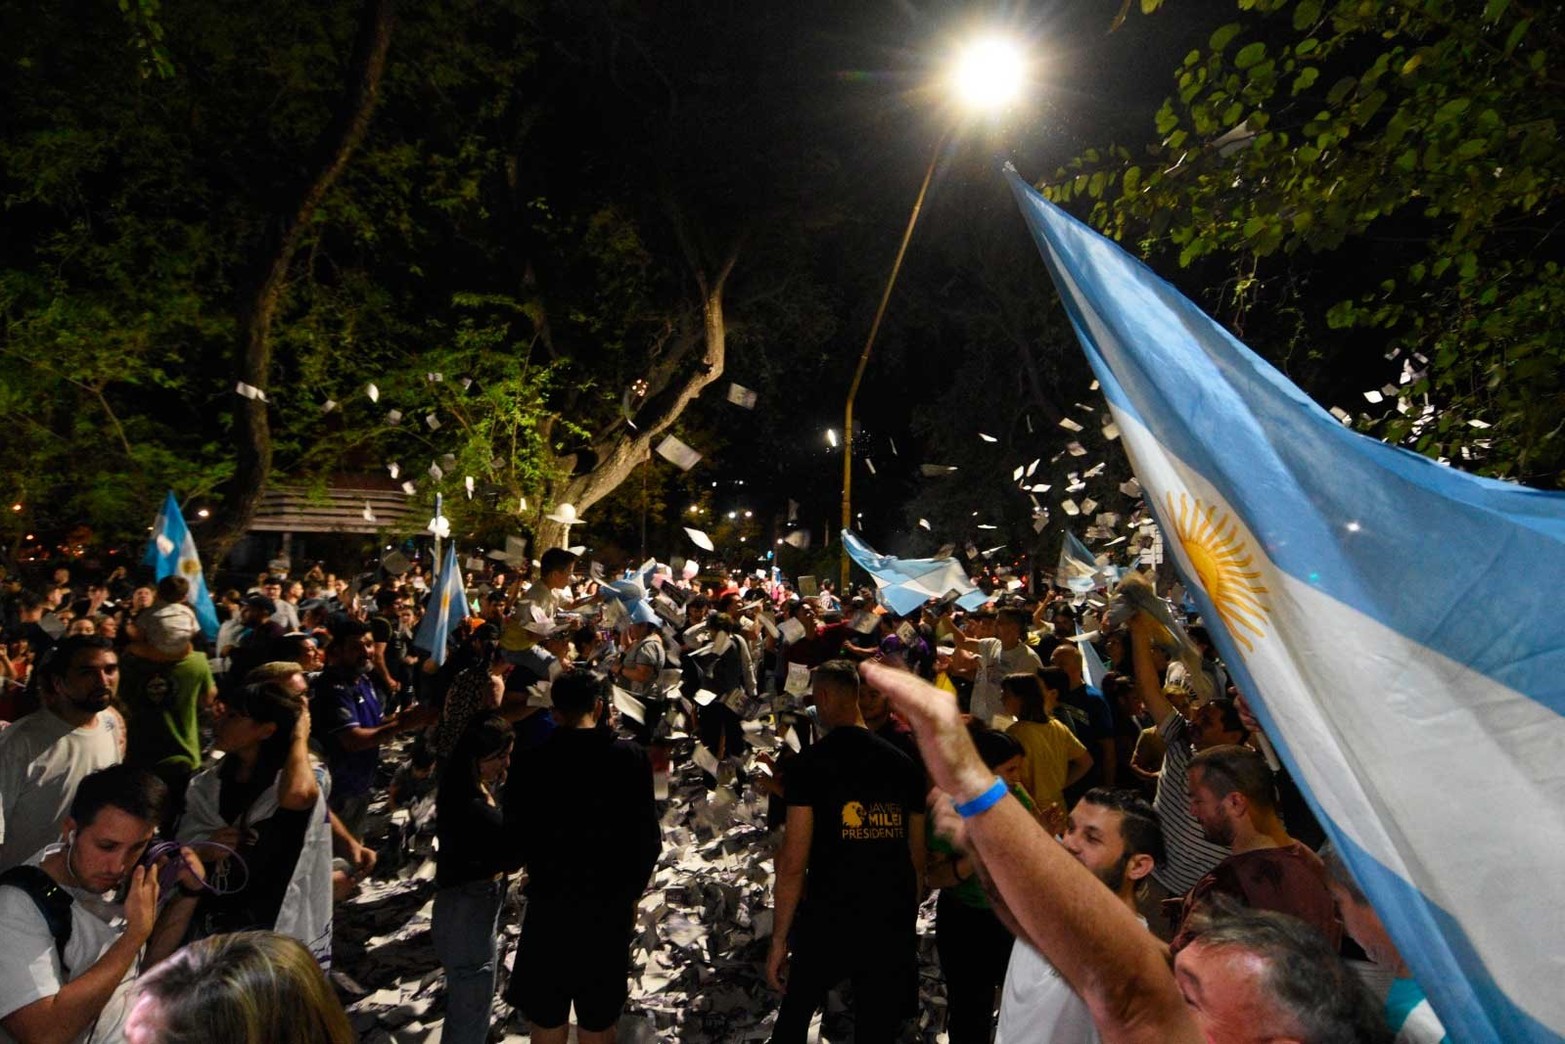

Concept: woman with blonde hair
[[124, 931, 353, 1044]]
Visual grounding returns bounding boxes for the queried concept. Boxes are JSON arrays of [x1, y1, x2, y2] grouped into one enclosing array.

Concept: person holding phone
[[0, 765, 204, 1044]]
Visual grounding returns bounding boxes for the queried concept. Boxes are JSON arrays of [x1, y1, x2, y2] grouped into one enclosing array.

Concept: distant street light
[[840, 31, 1029, 588]]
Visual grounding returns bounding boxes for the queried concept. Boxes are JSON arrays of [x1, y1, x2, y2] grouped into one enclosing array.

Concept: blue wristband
[[953, 777, 1009, 818]]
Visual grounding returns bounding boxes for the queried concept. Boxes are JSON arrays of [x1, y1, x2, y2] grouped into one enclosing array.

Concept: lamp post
[[839, 34, 1029, 591]]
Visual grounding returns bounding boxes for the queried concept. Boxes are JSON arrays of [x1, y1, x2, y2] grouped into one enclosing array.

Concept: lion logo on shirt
[[841, 801, 866, 829]]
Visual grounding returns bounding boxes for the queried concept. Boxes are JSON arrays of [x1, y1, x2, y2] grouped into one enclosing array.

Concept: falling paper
[[1066, 441, 1087, 456], [1059, 417, 1083, 432], [1364, 389, 1385, 404], [388, 462, 400, 479], [386, 409, 403, 425], [1329, 406, 1352, 424], [464, 475, 475, 498], [427, 372, 443, 383], [321, 399, 337, 413], [1081, 497, 1099, 514], [362, 501, 376, 523], [784, 662, 812, 695], [778, 618, 806, 644], [693, 689, 719, 707], [782, 529, 811, 549], [429, 462, 444, 481], [367, 383, 379, 403], [1120, 478, 1143, 497], [866, 459, 877, 475], [1012, 466, 1025, 482], [1102, 422, 1121, 441], [401, 481, 417, 495], [1026, 458, 1041, 477], [235, 381, 267, 402], [425, 413, 441, 431], [612, 686, 647, 725], [656, 435, 703, 471], [1030, 483, 1052, 493], [888, 437, 898, 456], [1083, 462, 1107, 478], [918, 518, 931, 530], [684, 527, 715, 552], [1062, 499, 1081, 516], [920, 464, 959, 476], [726, 383, 758, 409], [979, 432, 999, 443]]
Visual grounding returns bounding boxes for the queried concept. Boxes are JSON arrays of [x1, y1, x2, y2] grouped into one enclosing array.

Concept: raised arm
[[866, 661, 1199, 1044]]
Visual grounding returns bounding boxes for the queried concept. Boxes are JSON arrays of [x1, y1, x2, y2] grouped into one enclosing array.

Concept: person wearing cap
[[118, 578, 218, 832], [225, 594, 285, 695]]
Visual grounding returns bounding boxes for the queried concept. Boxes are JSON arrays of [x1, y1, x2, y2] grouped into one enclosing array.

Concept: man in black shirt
[[503, 669, 660, 1044], [767, 659, 925, 1044]]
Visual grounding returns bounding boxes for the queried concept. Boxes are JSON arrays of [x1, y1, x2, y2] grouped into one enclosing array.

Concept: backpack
[[0, 865, 73, 975]]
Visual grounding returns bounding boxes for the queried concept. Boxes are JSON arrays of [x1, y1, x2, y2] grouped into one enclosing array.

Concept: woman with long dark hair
[[178, 665, 334, 963], [432, 713, 514, 1044]]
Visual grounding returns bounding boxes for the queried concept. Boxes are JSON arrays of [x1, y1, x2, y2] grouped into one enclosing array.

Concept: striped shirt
[[1150, 712, 1231, 895]]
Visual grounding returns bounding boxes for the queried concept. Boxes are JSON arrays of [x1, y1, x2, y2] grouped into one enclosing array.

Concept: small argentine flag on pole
[[413, 543, 468, 668], [1008, 166, 1565, 1043], [142, 491, 221, 641]]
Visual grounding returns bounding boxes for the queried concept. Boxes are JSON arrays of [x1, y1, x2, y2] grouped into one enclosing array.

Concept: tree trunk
[[207, 0, 396, 567], [533, 252, 737, 552]]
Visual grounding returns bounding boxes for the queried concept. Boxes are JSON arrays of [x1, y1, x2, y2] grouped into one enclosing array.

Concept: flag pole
[[840, 130, 949, 591]]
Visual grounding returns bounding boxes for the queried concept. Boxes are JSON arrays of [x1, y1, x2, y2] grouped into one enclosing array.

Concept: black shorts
[[506, 898, 634, 1031]]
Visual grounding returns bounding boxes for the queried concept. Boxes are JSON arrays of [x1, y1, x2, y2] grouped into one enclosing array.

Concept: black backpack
[[0, 865, 74, 975]]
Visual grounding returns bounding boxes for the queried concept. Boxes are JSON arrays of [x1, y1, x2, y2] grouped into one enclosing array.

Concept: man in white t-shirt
[[980, 788, 1164, 1043], [0, 637, 124, 872], [952, 608, 1042, 724], [0, 764, 204, 1044]]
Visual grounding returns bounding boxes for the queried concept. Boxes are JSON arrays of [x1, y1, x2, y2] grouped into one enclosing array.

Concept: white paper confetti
[[865, 459, 877, 475], [425, 413, 441, 431], [1329, 406, 1352, 424], [1062, 499, 1081, 516], [1059, 417, 1083, 432], [726, 383, 758, 409], [1120, 478, 1143, 497], [464, 475, 475, 498], [979, 432, 999, 443], [235, 381, 267, 402], [684, 527, 715, 552], [386, 409, 403, 425], [1081, 497, 1099, 514], [656, 435, 703, 471], [321, 399, 337, 413], [362, 501, 377, 523], [1066, 441, 1087, 457], [388, 462, 400, 479], [366, 383, 379, 403], [918, 518, 931, 530], [429, 462, 444, 481], [401, 480, 417, 495], [1467, 418, 1492, 429], [1363, 389, 1384, 404], [1101, 422, 1120, 441], [427, 372, 443, 383]]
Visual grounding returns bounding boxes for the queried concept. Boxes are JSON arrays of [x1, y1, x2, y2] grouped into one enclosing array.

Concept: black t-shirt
[[435, 786, 506, 888], [503, 727, 661, 906], [199, 768, 311, 935], [370, 614, 410, 685], [784, 726, 922, 946]]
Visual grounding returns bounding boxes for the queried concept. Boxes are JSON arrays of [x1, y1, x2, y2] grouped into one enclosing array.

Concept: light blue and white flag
[[1009, 166, 1565, 1043], [142, 490, 220, 641], [1077, 625, 1108, 691], [841, 531, 991, 616], [412, 543, 468, 667], [1058, 530, 1100, 593]]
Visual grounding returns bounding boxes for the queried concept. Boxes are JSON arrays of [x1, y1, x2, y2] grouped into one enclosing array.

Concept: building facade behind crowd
[[0, 549, 1447, 1043]]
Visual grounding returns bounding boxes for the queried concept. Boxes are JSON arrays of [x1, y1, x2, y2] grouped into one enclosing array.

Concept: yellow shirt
[[1007, 718, 1087, 811]]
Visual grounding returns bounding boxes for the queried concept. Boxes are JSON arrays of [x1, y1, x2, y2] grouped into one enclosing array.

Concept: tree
[[1047, 0, 1565, 486]]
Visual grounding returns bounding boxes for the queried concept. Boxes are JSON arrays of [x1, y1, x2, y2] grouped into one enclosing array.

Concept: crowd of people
[[0, 547, 1448, 1042]]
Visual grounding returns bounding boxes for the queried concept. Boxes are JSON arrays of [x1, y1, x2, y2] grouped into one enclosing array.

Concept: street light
[[839, 31, 1029, 588]]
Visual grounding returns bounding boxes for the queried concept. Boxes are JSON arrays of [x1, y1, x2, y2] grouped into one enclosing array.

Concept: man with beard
[[1171, 744, 1338, 953], [0, 637, 124, 871], [989, 788, 1165, 1042], [310, 618, 424, 837]]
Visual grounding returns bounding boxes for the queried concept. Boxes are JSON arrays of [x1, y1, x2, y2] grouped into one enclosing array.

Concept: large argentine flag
[[142, 490, 220, 641], [1008, 167, 1565, 1043]]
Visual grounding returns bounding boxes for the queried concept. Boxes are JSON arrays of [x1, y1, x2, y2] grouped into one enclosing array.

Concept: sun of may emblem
[[1165, 491, 1270, 651]]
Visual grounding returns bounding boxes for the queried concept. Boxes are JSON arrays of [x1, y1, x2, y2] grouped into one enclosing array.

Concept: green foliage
[[1045, 0, 1565, 485]]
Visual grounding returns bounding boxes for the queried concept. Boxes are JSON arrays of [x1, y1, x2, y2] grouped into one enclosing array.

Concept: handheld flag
[[142, 491, 219, 641], [412, 544, 468, 667], [1076, 625, 1108, 691], [840, 531, 990, 616], [1057, 530, 1099, 593], [1009, 166, 1565, 1043]]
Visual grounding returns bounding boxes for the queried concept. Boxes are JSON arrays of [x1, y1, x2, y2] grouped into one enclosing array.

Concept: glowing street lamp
[[840, 32, 1029, 588]]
